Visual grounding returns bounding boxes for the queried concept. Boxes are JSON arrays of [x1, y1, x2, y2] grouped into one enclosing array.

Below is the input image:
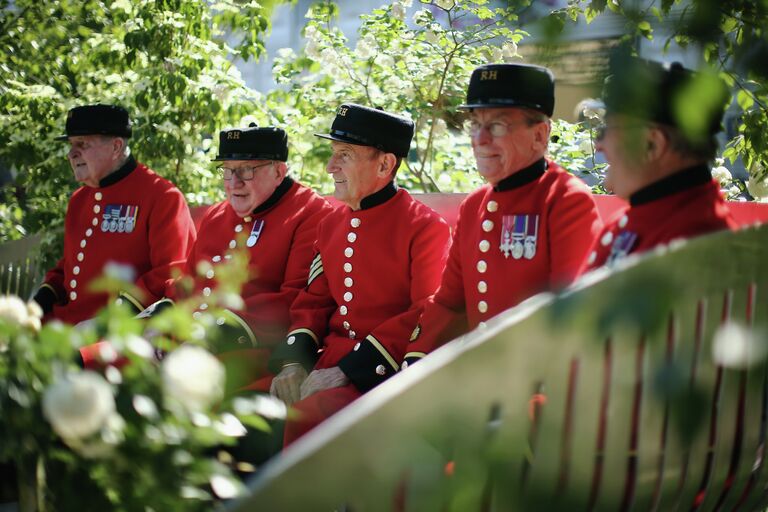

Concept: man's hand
[[270, 364, 309, 406], [299, 367, 349, 400]]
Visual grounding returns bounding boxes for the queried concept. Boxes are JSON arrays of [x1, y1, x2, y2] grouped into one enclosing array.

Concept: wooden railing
[[230, 223, 768, 511], [0, 234, 43, 300]]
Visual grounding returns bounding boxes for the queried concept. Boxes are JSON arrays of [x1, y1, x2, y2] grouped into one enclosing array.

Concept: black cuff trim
[[210, 320, 255, 353], [117, 291, 143, 314], [33, 285, 58, 314], [338, 339, 396, 393], [136, 298, 174, 319], [268, 332, 319, 374]]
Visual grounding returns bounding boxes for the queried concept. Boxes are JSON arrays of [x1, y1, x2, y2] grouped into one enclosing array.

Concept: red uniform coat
[[172, 178, 331, 391], [404, 158, 603, 365], [584, 164, 736, 271], [269, 184, 451, 443], [36, 157, 195, 324]]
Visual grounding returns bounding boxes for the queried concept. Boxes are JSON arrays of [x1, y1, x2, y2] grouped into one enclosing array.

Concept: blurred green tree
[[0, 0, 282, 247]]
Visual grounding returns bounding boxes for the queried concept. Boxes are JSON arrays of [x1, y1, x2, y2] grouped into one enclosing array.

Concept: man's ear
[[112, 137, 125, 157], [378, 152, 397, 178], [646, 127, 667, 162], [532, 120, 551, 153], [274, 161, 288, 181]]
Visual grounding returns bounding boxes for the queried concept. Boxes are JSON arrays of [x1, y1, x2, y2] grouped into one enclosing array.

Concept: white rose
[[747, 173, 768, 199], [392, 2, 406, 21], [0, 295, 29, 326], [27, 300, 42, 320], [424, 29, 439, 43], [355, 35, 376, 59], [320, 47, 338, 67], [43, 371, 117, 442], [400, 0, 413, 6], [502, 41, 520, 61], [305, 38, 321, 60], [162, 344, 225, 413], [579, 139, 594, 154], [377, 54, 395, 67], [711, 165, 732, 186], [712, 322, 767, 369], [434, 0, 453, 9], [432, 118, 447, 136], [413, 9, 430, 26]]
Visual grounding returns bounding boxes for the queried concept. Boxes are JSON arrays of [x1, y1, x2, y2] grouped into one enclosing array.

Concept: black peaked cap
[[460, 63, 555, 117], [56, 104, 132, 141], [602, 51, 729, 136], [315, 103, 414, 158], [213, 124, 288, 161]]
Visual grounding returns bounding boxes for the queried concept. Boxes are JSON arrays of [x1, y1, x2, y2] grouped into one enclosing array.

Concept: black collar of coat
[[99, 155, 137, 188], [252, 176, 294, 214], [629, 163, 712, 206], [493, 157, 547, 192], [359, 180, 397, 210]]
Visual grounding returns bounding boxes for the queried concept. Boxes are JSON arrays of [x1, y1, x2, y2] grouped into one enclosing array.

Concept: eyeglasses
[[466, 119, 533, 138], [217, 161, 274, 181]]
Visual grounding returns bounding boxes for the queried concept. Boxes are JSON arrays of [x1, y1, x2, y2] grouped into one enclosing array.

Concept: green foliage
[[546, 0, 768, 199], [266, 0, 531, 193], [0, 252, 282, 510], [0, 0, 280, 246]]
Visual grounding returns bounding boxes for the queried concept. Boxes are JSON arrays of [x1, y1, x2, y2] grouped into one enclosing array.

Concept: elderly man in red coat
[[403, 64, 603, 367], [164, 125, 332, 393], [34, 104, 195, 324], [582, 54, 735, 271], [269, 104, 451, 445]]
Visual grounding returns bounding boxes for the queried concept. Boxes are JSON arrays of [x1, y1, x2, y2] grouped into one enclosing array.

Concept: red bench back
[[190, 194, 768, 232]]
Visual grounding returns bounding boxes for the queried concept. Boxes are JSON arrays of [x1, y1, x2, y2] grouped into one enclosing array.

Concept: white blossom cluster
[[41, 343, 225, 458], [747, 160, 768, 201], [0, 294, 43, 346]]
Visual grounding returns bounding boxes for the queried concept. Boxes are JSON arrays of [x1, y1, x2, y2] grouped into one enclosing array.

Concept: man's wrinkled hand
[[299, 367, 349, 400], [270, 364, 309, 406]]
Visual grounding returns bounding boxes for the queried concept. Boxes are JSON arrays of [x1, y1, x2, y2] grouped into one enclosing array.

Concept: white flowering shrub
[[0, 252, 275, 510], [268, 0, 532, 193]]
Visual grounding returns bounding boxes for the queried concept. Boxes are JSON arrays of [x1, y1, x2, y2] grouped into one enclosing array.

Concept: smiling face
[[326, 142, 393, 210], [223, 160, 286, 217], [67, 135, 124, 188], [469, 108, 550, 186]]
